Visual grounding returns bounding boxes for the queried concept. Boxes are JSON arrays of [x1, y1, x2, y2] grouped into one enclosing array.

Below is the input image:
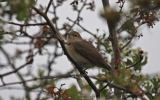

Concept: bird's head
[[67, 31, 82, 42]]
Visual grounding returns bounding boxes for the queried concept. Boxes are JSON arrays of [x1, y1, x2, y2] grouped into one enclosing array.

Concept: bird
[[65, 31, 114, 72]]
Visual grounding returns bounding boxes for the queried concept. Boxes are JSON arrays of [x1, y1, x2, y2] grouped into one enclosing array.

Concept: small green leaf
[[68, 85, 81, 100], [38, 69, 45, 77], [125, 58, 133, 65]]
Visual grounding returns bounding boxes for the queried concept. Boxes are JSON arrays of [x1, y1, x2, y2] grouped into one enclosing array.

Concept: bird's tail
[[103, 61, 115, 73]]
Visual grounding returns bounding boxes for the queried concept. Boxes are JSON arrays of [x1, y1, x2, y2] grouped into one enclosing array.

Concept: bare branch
[[0, 74, 73, 88], [0, 19, 47, 26], [0, 59, 33, 77], [0, 46, 31, 100], [45, 0, 53, 14], [101, 0, 121, 68], [67, 17, 96, 37]]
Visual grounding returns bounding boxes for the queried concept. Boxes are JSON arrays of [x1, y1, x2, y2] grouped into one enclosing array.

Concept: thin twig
[[45, 0, 53, 14], [0, 86, 41, 92], [0, 18, 47, 26], [90, 76, 139, 98], [1, 41, 33, 45], [121, 36, 134, 50], [0, 46, 31, 100], [52, 1, 58, 29], [66, 0, 88, 33], [0, 59, 33, 77], [126, 55, 143, 69], [0, 74, 74, 88], [67, 17, 96, 37], [99, 82, 110, 92]]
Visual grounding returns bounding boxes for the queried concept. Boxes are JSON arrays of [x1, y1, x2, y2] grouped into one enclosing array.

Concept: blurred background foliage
[[0, 0, 160, 100]]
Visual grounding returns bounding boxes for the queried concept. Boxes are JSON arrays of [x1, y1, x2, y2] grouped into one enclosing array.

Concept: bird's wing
[[73, 40, 112, 71]]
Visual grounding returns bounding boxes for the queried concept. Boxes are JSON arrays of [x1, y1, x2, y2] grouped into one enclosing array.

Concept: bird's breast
[[66, 44, 86, 62], [65, 44, 93, 68]]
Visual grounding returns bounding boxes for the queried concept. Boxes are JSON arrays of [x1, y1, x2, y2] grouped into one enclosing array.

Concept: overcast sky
[[1, 0, 160, 99]]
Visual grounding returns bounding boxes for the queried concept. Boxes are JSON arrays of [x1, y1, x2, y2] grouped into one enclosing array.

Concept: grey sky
[[0, 0, 160, 99]]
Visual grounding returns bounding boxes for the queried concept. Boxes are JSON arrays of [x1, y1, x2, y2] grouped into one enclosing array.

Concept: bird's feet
[[83, 68, 88, 74]]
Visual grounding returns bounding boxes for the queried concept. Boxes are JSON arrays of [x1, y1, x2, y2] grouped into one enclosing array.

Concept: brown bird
[[65, 31, 114, 72]]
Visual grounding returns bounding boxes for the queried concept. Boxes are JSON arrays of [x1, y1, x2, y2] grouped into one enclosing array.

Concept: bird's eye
[[73, 34, 78, 37]]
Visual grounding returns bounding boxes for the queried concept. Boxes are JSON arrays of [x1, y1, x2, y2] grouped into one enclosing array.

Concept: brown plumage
[[66, 31, 114, 72]]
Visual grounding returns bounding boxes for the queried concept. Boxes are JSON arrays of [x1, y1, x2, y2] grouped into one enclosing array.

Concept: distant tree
[[0, 0, 160, 100]]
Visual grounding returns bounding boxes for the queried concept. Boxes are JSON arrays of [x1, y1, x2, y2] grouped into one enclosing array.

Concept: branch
[[0, 59, 33, 77], [65, 0, 88, 33], [32, 6, 100, 98], [67, 17, 96, 37], [121, 36, 134, 50], [0, 46, 31, 100], [45, 0, 53, 14], [1, 41, 33, 45], [0, 74, 73, 88], [0, 18, 47, 26], [52, 1, 58, 29], [126, 55, 143, 69], [90, 76, 145, 99], [0, 86, 40, 92], [8, 22, 47, 26], [101, 0, 121, 68]]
